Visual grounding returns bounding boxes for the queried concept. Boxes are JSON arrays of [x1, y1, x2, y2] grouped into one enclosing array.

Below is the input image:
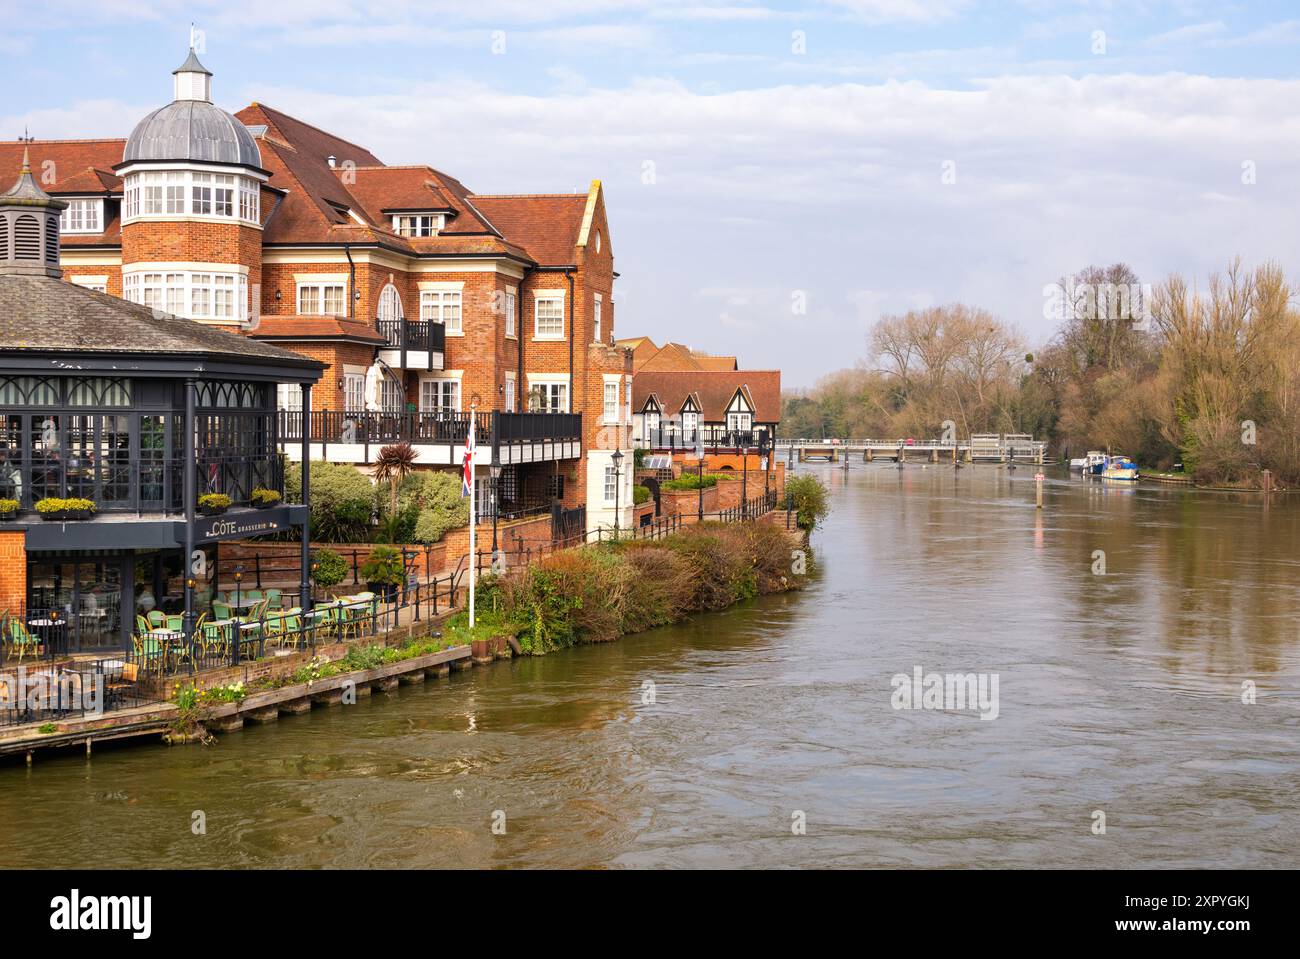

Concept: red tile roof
[[7, 106, 592, 265], [248, 315, 386, 343], [634, 370, 781, 423], [0, 139, 124, 245], [470, 194, 589, 266]]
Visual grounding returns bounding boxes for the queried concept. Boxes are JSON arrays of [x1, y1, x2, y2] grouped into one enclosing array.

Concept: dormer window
[[393, 214, 443, 237], [59, 199, 103, 234]]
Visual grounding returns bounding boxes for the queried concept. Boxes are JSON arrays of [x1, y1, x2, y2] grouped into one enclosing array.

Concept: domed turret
[[116, 50, 267, 327], [123, 49, 261, 168]]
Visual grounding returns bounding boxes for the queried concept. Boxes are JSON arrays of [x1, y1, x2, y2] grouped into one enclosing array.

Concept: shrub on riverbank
[[783, 474, 830, 530], [464, 520, 804, 654]]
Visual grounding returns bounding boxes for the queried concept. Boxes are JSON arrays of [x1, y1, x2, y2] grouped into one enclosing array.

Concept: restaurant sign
[[175, 505, 301, 544]]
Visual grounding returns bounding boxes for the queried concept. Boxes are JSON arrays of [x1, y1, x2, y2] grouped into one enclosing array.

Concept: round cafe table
[[27, 618, 68, 657]]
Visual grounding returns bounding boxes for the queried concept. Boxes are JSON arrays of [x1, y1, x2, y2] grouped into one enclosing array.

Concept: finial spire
[[20, 146, 30, 174]]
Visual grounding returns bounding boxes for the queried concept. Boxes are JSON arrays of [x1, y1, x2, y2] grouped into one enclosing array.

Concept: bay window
[[123, 170, 260, 223], [124, 269, 248, 322]]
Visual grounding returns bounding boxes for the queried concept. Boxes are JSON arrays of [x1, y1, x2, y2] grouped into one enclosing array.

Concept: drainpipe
[[344, 243, 356, 320], [566, 269, 574, 411], [517, 266, 532, 412]]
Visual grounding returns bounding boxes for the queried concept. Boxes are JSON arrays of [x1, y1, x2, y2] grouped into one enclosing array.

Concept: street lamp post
[[490, 463, 503, 557], [741, 442, 749, 514], [611, 449, 624, 539], [696, 442, 706, 523]]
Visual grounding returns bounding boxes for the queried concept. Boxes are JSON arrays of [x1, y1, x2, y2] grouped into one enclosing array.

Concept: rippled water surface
[[3, 464, 1299, 868]]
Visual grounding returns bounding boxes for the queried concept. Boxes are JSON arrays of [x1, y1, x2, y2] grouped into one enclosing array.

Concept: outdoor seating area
[[0, 657, 153, 729], [129, 591, 381, 676]]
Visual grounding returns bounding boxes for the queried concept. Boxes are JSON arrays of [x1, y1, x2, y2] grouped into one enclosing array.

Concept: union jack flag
[[461, 416, 475, 497]]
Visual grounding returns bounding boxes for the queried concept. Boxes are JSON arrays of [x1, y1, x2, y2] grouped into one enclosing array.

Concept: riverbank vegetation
[[783, 260, 1300, 487], [449, 520, 805, 654], [783, 474, 831, 530], [287, 459, 470, 544]]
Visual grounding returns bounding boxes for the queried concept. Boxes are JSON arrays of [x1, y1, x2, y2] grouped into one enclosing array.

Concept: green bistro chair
[[134, 633, 166, 676], [135, 614, 151, 637], [7, 619, 42, 662], [165, 614, 184, 633], [146, 609, 167, 629], [263, 588, 283, 610], [243, 590, 264, 606], [212, 600, 234, 622]]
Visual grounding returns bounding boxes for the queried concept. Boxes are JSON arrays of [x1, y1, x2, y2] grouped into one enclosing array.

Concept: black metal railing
[[638, 427, 769, 451], [279, 410, 582, 453], [376, 319, 446, 370], [125, 561, 471, 680], [0, 656, 157, 728]]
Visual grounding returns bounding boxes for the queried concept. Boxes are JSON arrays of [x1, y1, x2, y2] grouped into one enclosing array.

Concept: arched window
[[378, 284, 403, 323]]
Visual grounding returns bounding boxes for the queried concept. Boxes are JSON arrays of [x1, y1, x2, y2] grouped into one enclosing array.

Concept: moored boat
[[1101, 455, 1139, 481]]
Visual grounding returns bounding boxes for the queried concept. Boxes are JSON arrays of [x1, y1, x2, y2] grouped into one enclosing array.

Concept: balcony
[[637, 426, 770, 452], [279, 410, 582, 466], [377, 319, 445, 371]]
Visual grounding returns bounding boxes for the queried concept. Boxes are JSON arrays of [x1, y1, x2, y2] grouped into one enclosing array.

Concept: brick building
[[3, 49, 634, 536]]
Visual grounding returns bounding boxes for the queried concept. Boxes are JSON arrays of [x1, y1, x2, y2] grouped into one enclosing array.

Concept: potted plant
[[250, 486, 282, 510], [34, 497, 97, 521], [310, 547, 348, 589], [198, 493, 231, 516], [359, 545, 405, 602], [0, 498, 18, 520]]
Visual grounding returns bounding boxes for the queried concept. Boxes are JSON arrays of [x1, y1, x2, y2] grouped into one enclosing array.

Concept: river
[[3, 463, 1299, 868]]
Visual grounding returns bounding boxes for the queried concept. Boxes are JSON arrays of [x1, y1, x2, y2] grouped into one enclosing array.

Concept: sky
[[4, 1, 1300, 387]]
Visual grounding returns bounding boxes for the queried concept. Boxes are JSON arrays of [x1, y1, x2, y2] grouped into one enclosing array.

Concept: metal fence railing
[[0, 657, 158, 729]]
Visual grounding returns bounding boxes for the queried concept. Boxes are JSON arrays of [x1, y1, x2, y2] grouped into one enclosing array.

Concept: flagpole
[[468, 402, 476, 629]]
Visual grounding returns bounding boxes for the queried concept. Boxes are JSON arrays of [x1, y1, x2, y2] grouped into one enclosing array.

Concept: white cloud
[[10, 66, 1300, 386]]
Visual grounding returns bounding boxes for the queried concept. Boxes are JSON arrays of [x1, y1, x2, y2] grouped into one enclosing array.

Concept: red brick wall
[[0, 530, 27, 616]]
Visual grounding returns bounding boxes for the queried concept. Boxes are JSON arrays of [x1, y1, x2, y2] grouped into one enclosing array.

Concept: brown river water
[[2, 463, 1298, 868]]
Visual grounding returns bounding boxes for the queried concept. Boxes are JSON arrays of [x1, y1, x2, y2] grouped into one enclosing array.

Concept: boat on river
[[1100, 455, 1139, 481], [1070, 451, 1108, 474]]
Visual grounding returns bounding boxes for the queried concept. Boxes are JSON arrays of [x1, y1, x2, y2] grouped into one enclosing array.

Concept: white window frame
[[123, 168, 260, 224], [392, 213, 444, 237], [123, 267, 248, 322], [419, 377, 461, 413], [527, 379, 569, 413], [682, 410, 699, 432], [59, 198, 103, 234], [534, 292, 565, 340], [276, 383, 303, 413], [504, 288, 517, 338], [727, 411, 752, 432], [69, 274, 108, 293], [504, 373, 516, 412], [420, 289, 463, 335], [604, 464, 618, 504], [378, 284, 403, 324], [297, 281, 347, 317], [380, 377, 404, 413], [603, 381, 619, 424], [593, 293, 602, 344], [343, 372, 366, 414]]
